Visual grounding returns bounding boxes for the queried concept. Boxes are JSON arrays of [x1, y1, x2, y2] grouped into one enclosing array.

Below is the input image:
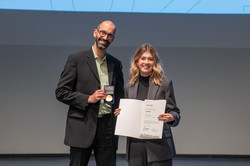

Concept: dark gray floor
[[0, 155, 250, 166]]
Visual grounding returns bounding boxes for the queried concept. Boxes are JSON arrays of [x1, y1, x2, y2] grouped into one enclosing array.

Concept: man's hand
[[88, 89, 107, 103]]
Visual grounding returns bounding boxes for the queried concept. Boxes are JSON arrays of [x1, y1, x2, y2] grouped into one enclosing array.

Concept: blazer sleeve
[[164, 80, 180, 127], [55, 54, 89, 110], [114, 61, 125, 108]]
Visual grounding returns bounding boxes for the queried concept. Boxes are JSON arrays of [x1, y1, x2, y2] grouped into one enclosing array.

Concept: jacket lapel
[[129, 80, 159, 99], [106, 54, 114, 85], [86, 50, 100, 82], [147, 82, 159, 100], [129, 81, 139, 99]]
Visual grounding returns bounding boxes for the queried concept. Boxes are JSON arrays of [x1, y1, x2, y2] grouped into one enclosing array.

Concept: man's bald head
[[97, 20, 116, 34]]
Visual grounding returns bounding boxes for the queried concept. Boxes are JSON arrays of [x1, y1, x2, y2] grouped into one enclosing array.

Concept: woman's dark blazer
[[125, 77, 180, 162]]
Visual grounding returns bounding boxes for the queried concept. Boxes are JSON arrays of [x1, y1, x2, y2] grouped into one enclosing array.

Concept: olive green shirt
[[92, 47, 111, 115]]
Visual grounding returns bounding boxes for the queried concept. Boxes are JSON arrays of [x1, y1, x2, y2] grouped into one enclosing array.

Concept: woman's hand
[[158, 113, 175, 123], [114, 108, 121, 116]]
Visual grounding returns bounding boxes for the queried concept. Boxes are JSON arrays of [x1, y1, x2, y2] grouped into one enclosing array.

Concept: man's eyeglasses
[[97, 29, 115, 40]]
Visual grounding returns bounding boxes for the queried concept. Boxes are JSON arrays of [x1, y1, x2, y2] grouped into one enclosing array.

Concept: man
[[56, 20, 124, 166]]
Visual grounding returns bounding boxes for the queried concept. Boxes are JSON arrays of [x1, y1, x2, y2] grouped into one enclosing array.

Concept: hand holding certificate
[[115, 99, 166, 139]]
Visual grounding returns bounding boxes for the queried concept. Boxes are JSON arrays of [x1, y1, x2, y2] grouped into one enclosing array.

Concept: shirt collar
[[92, 46, 107, 61]]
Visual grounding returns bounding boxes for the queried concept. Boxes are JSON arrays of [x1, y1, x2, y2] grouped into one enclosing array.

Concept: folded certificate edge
[[139, 134, 162, 139], [115, 132, 141, 139], [115, 131, 162, 139]]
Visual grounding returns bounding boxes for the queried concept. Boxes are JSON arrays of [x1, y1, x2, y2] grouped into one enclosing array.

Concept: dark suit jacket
[[125, 77, 180, 162], [55, 48, 124, 148]]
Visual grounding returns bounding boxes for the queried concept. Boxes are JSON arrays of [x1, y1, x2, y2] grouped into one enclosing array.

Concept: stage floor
[[0, 155, 250, 166]]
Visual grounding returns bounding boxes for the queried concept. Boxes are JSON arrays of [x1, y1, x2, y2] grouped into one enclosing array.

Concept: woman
[[115, 44, 180, 166]]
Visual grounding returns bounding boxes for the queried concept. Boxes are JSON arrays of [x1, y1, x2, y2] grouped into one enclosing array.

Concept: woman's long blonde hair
[[129, 44, 164, 86]]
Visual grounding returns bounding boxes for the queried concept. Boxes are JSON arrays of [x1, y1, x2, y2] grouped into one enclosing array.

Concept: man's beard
[[95, 37, 110, 50]]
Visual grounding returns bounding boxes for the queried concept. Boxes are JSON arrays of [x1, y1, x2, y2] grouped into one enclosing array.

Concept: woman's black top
[[137, 75, 150, 100]]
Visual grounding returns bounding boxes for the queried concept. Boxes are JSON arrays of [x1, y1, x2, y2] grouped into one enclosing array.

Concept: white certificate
[[115, 99, 166, 139]]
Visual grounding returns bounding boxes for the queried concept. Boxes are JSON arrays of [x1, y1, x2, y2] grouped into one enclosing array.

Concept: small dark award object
[[104, 85, 114, 104]]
